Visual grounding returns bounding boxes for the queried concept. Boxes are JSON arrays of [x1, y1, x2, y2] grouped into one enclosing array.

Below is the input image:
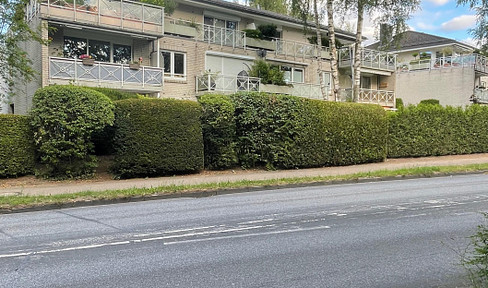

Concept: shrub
[[232, 92, 387, 169], [462, 213, 488, 288], [249, 60, 286, 86], [395, 98, 404, 110], [111, 98, 204, 178], [257, 24, 279, 39], [387, 104, 488, 158], [198, 94, 238, 169], [85, 87, 139, 101], [243, 29, 263, 39], [30, 85, 114, 179], [307, 35, 343, 48], [0, 115, 35, 177], [419, 99, 440, 106]]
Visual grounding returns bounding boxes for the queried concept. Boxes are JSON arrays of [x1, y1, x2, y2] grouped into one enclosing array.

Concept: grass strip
[[1, 163, 488, 212]]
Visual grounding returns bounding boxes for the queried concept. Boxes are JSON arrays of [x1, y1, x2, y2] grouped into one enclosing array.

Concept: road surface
[[1, 174, 487, 287]]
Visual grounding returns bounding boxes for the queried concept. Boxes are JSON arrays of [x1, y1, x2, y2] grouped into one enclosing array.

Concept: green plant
[[30, 85, 114, 179], [307, 35, 343, 48], [462, 213, 488, 288], [198, 94, 238, 169], [111, 98, 204, 178], [248, 60, 286, 86], [395, 98, 404, 110], [0, 115, 35, 177], [85, 87, 139, 101], [257, 24, 279, 39], [412, 52, 419, 59], [419, 99, 440, 106], [243, 29, 263, 39]]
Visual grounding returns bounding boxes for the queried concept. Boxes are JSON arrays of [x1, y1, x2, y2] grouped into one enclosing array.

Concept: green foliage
[[0, 115, 35, 177], [231, 92, 387, 169], [387, 104, 488, 158], [243, 29, 263, 39], [462, 213, 488, 288], [395, 98, 404, 109], [30, 85, 114, 179], [307, 35, 343, 48], [249, 0, 288, 15], [419, 99, 440, 106], [84, 87, 139, 101], [111, 98, 204, 178], [198, 94, 238, 170], [258, 24, 280, 39], [248, 60, 286, 85], [139, 0, 177, 14]]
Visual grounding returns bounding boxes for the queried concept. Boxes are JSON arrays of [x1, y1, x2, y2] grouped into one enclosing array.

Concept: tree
[[0, 0, 46, 101], [327, 0, 340, 101], [313, 0, 328, 99], [457, 0, 488, 48], [249, 0, 289, 14]]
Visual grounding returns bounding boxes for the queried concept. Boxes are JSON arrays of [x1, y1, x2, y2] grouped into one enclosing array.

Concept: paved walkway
[[2, 154, 488, 197]]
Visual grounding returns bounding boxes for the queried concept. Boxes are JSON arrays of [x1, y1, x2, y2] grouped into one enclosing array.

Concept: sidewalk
[[2, 154, 488, 197]]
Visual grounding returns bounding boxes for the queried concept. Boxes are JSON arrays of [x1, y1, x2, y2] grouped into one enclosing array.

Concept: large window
[[63, 36, 131, 64], [204, 16, 237, 30], [162, 50, 186, 79], [281, 66, 304, 83]]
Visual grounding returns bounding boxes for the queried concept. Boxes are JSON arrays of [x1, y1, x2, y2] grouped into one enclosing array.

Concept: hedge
[[111, 98, 204, 178], [85, 87, 140, 101], [199, 94, 238, 169], [0, 115, 35, 177], [387, 104, 488, 158], [230, 92, 388, 169]]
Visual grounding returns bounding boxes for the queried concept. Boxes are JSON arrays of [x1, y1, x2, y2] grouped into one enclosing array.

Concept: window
[[281, 66, 304, 83], [361, 76, 371, 89], [204, 16, 238, 30], [162, 50, 186, 78], [63, 37, 132, 64]]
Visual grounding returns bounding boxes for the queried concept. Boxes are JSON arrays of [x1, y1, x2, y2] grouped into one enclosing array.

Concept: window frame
[[281, 65, 305, 83], [161, 50, 187, 79], [63, 36, 132, 64]]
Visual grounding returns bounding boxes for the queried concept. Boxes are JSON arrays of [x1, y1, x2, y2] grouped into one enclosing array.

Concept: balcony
[[49, 57, 163, 91], [340, 88, 395, 108], [339, 47, 396, 72], [196, 74, 260, 94], [399, 54, 488, 74], [29, 0, 164, 36], [472, 88, 488, 104]]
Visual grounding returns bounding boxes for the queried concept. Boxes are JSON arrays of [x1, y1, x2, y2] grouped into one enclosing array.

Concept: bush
[[30, 85, 114, 179], [232, 92, 387, 169], [249, 60, 286, 86], [243, 29, 263, 39], [85, 87, 139, 101], [462, 213, 488, 288], [387, 104, 488, 158], [199, 94, 238, 169], [0, 115, 35, 177], [395, 98, 404, 110], [257, 24, 279, 39], [419, 99, 440, 106], [111, 98, 204, 178]]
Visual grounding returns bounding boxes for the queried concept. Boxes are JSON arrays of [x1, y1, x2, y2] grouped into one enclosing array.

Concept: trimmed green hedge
[[0, 115, 35, 177], [199, 94, 238, 169], [85, 87, 140, 101], [230, 92, 387, 169], [388, 104, 488, 158], [419, 99, 440, 106], [111, 98, 204, 178]]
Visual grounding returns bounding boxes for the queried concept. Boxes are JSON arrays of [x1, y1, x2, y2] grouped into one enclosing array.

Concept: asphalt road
[[1, 174, 488, 288]]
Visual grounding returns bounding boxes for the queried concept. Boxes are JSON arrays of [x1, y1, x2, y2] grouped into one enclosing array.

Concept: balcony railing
[[338, 47, 396, 71], [340, 88, 395, 107], [49, 57, 163, 90], [33, 0, 164, 35], [472, 88, 488, 104], [196, 74, 260, 94], [199, 24, 246, 48], [398, 54, 488, 74]]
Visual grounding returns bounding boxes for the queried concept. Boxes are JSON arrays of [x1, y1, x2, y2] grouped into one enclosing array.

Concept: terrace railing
[[49, 57, 163, 90], [198, 24, 246, 48], [398, 54, 488, 74], [37, 0, 164, 35], [338, 47, 396, 71], [339, 88, 395, 107], [196, 74, 260, 93], [473, 88, 488, 104]]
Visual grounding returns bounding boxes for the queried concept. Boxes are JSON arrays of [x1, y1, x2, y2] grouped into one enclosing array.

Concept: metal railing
[[398, 54, 488, 74], [49, 57, 163, 88], [340, 88, 395, 107], [196, 74, 260, 93], [198, 24, 246, 48], [38, 0, 164, 35], [274, 38, 329, 59], [472, 88, 488, 104], [338, 47, 396, 71]]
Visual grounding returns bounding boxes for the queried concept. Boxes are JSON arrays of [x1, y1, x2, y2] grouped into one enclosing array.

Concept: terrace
[[398, 54, 488, 74], [338, 47, 396, 72], [340, 88, 395, 108]]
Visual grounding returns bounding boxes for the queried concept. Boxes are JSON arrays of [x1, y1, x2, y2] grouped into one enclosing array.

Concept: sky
[[362, 0, 478, 46]]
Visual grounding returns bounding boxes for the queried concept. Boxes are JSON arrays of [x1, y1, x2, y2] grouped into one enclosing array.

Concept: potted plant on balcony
[[80, 54, 94, 66], [130, 57, 143, 70]]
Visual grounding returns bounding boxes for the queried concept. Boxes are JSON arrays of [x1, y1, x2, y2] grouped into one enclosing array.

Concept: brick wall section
[[396, 67, 475, 106]]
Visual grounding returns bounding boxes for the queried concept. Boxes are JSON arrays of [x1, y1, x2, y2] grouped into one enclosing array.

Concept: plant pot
[[129, 63, 140, 70], [82, 58, 95, 66]]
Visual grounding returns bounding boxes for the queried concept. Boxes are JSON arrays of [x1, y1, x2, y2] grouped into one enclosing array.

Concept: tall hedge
[[0, 115, 35, 177], [199, 94, 238, 169], [30, 85, 114, 179], [230, 92, 387, 169], [112, 98, 204, 178], [387, 104, 488, 158]]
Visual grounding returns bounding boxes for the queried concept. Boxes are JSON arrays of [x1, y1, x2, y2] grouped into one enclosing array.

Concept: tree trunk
[[313, 0, 327, 100], [353, 3, 364, 102], [327, 0, 339, 101]]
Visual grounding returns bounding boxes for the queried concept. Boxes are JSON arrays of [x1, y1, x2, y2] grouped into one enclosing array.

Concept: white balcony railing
[[33, 0, 164, 35], [340, 88, 395, 107], [338, 47, 396, 71], [398, 54, 488, 74], [198, 25, 246, 48], [49, 57, 163, 90], [196, 74, 260, 93], [473, 88, 488, 104]]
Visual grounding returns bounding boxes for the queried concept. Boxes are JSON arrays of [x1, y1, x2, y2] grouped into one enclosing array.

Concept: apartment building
[[16, 0, 398, 114], [367, 31, 487, 107]]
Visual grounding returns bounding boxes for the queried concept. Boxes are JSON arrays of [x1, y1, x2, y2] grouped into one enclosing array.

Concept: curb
[[1, 170, 487, 215]]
